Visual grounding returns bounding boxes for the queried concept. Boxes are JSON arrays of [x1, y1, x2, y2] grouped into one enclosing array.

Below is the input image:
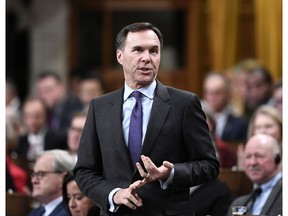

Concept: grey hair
[[41, 150, 75, 172]]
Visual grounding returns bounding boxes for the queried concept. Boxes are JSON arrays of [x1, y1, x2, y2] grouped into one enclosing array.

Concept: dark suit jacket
[[28, 201, 69, 216], [17, 128, 68, 159], [49, 94, 83, 131], [74, 81, 220, 216], [221, 114, 248, 143], [227, 178, 282, 216], [179, 179, 233, 216]]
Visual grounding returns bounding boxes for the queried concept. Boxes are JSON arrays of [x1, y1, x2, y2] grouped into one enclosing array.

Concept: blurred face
[[253, 113, 281, 142], [68, 116, 86, 153], [116, 30, 161, 89], [204, 76, 229, 112], [273, 87, 282, 113], [31, 154, 64, 204], [244, 135, 278, 184], [67, 180, 93, 216], [23, 100, 46, 134], [36, 77, 63, 108], [247, 73, 272, 106], [79, 80, 104, 105]]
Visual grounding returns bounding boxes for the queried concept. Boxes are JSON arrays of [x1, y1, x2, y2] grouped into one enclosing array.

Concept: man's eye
[[150, 49, 158, 55]]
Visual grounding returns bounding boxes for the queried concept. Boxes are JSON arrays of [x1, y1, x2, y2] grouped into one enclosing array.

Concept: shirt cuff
[[108, 188, 121, 212], [159, 168, 175, 189]]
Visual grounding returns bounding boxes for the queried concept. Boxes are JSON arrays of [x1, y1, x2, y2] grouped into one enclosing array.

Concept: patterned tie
[[128, 91, 143, 167], [246, 187, 262, 214]]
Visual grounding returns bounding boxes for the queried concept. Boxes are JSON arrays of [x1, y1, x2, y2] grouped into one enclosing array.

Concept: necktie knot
[[252, 187, 262, 200], [39, 205, 46, 216], [131, 91, 142, 101]]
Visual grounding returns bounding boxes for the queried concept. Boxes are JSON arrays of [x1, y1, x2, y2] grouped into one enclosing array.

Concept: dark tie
[[128, 91, 143, 167], [38, 205, 46, 216], [247, 187, 262, 214]]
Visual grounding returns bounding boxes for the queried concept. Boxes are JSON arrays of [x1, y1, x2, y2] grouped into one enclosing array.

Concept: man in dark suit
[[74, 22, 220, 216], [179, 179, 233, 216], [228, 134, 282, 216], [35, 70, 83, 131], [17, 97, 67, 162], [203, 72, 248, 143], [29, 150, 74, 216]]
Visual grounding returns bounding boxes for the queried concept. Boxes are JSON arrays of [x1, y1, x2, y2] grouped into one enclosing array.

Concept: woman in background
[[237, 105, 282, 170], [63, 172, 100, 216]]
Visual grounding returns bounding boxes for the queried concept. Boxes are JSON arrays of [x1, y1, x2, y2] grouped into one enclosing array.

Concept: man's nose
[[141, 50, 151, 62]]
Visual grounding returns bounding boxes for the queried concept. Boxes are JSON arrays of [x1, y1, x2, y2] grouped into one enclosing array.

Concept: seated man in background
[[17, 97, 68, 162], [203, 72, 248, 144], [66, 111, 87, 163], [35, 71, 83, 131], [228, 134, 282, 216], [28, 149, 74, 216]]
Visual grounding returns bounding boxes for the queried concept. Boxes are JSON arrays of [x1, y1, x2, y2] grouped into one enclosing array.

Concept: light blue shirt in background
[[252, 172, 282, 214]]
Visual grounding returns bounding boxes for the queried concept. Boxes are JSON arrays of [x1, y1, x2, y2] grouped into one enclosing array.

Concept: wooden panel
[[6, 192, 33, 216], [218, 168, 253, 198]]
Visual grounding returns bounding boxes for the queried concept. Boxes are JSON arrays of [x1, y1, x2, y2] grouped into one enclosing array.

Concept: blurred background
[[6, 0, 282, 100]]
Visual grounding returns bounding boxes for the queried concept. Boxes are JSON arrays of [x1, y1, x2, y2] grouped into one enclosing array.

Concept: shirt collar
[[124, 80, 156, 101], [254, 172, 282, 191], [43, 196, 63, 215]]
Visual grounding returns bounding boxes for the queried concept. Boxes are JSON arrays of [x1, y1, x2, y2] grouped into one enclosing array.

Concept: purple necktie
[[128, 91, 143, 167]]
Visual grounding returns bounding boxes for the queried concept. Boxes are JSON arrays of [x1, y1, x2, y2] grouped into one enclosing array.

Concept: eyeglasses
[[31, 171, 62, 179], [69, 126, 83, 133]]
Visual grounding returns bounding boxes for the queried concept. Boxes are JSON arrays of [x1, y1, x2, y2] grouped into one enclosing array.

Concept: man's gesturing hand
[[113, 180, 144, 210], [136, 155, 174, 184]]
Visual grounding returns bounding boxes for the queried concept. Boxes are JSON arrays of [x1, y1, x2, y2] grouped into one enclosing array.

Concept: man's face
[[36, 77, 63, 108], [31, 154, 64, 204], [116, 30, 161, 89], [247, 73, 272, 106], [203, 76, 229, 113], [23, 100, 46, 134], [68, 116, 86, 153], [79, 79, 104, 105], [244, 136, 278, 184]]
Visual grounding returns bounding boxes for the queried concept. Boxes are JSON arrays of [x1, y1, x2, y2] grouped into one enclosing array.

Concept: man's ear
[[116, 50, 123, 65]]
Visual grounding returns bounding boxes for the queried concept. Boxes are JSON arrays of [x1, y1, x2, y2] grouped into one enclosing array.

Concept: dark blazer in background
[[17, 129, 67, 159], [28, 202, 69, 216], [74, 81, 220, 216], [227, 178, 282, 216], [180, 179, 233, 216], [221, 114, 248, 143]]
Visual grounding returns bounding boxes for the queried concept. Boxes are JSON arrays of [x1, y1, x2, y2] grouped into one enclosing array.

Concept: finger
[[163, 161, 174, 170], [128, 193, 143, 207], [141, 155, 157, 172], [130, 180, 145, 194], [136, 162, 147, 178], [123, 199, 138, 210]]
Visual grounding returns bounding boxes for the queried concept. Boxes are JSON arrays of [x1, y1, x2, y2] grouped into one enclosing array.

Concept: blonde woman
[[237, 105, 282, 170]]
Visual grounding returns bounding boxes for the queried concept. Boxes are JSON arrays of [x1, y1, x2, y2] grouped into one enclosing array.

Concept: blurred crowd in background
[[6, 57, 282, 215]]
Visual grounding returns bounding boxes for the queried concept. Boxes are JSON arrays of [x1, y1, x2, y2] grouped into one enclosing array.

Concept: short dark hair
[[36, 70, 63, 83], [250, 67, 273, 84], [115, 22, 163, 51]]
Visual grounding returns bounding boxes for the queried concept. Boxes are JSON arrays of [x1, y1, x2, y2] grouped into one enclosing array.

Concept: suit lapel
[[141, 81, 170, 156], [261, 178, 282, 214], [108, 88, 134, 172], [49, 202, 64, 216]]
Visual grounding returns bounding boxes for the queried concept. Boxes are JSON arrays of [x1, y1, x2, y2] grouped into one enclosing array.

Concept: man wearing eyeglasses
[[29, 149, 74, 216]]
